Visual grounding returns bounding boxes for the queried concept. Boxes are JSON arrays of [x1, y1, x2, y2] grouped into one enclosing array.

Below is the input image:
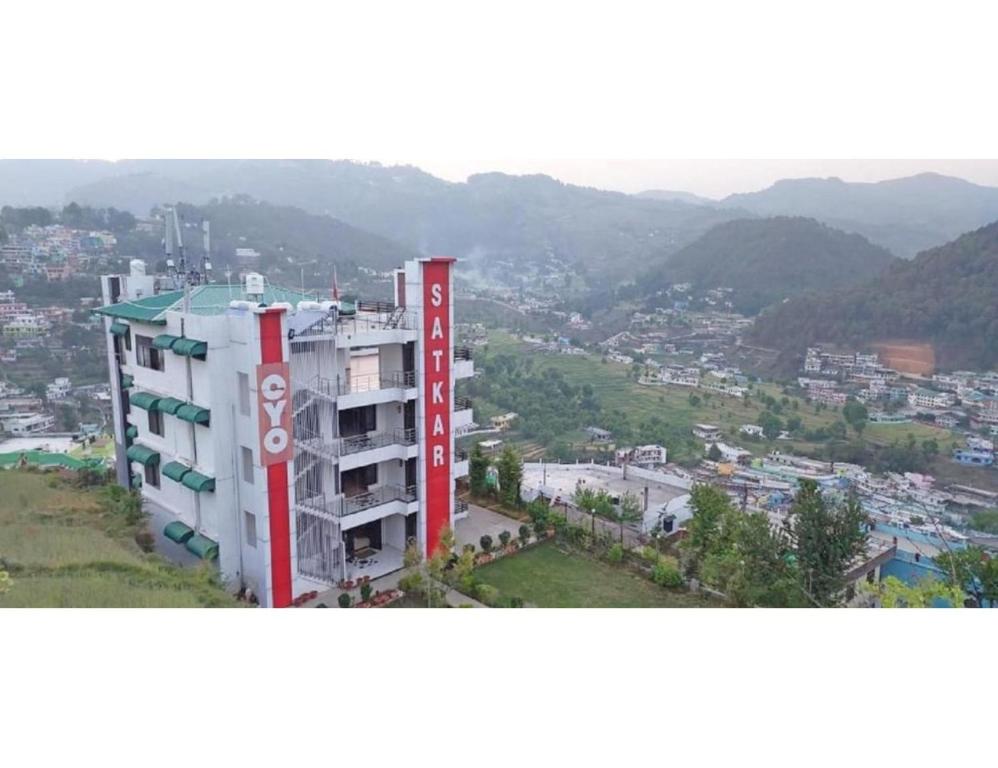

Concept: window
[[144, 462, 160, 488], [148, 409, 164, 436], [124, 329, 132, 352], [241, 446, 254, 485], [238, 372, 250, 416], [244, 511, 257, 548], [135, 335, 164, 371]]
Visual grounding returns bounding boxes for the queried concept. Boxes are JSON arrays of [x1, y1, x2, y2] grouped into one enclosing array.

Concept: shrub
[[607, 543, 624, 564], [360, 582, 373, 603], [507, 596, 525, 608], [498, 530, 511, 548], [337, 592, 353, 608], [479, 534, 494, 553], [641, 545, 661, 564], [463, 543, 476, 554], [474, 584, 500, 606], [549, 511, 568, 535], [134, 529, 155, 553], [398, 572, 424, 593], [533, 519, 548, 538], [652, 561, 683, 589], [518, 524, 531, 545]]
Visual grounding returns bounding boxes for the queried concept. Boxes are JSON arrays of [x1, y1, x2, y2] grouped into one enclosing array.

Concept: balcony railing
[[454, 346, 473, 361], [454, 448, 468, 461], [455, 396, 473, 411], [455, 499, 470, 515], [340, 427, 417, 456], [306, 370, 417, 399], [343, 484, 418, 516]]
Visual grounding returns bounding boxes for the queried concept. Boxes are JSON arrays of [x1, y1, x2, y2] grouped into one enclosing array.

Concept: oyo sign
[[257, 361, 293, 466]]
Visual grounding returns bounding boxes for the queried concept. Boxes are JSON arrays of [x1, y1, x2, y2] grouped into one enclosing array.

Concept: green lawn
[[0, 470, 238, 608], [473, 542, 715, 608]]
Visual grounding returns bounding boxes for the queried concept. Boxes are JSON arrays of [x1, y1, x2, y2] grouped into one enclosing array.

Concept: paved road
[[454, 503, 523, 549]]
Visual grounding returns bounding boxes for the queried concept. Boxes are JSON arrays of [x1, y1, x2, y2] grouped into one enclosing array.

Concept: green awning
[[126, 443, 160, 466], [131, 473, 142, 489], [129, 391, 160, 410], [176, 403, 211, 425], [152, 333, 180, 350], [181, 470, 215, 493], [164, 521, 195, 544], [125, 424, 138, 439], [162, 461, 192, 483], [109, 321, 129, 336], [172, 337, 208, 359], [185, 533, 219, 560], [155, 397, 186, 415], [120, 374, 134, 389]]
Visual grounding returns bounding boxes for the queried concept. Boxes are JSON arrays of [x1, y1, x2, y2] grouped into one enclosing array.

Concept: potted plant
[[360, 582, 373, 603], [337, 592, 352, 608]]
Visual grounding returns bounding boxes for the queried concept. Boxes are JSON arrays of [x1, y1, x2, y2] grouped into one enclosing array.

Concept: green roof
[[162, 461, 192, 483], [185, 533, 219, 560], [125, 424, 138, 439], [155, 397, 186, 415], [126, 444, 160, 466], [0, 451, 98, 471], [181, 470, 215, 493], [176, 403, 211, 425], [109, 321, 129, 336], [129, 391, 160, 410], [152, 333, 180, 350], [164, 521, 195, 544], [171, 337, 208, 359], [120, 374, 134, 389], [93, 291, 181, 324], [94, 283, 317, 323]]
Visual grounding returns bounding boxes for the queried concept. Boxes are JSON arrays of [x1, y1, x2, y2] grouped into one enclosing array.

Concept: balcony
[[453, 396, 474, 431], [295, 427, 417, 467], [295, 484, 418, 529], [307, 370, 417, 410], [338, 427, 418, 471], [454, 347, 474, 380], [454, 448, 469, 478], [454, 498, 470, 518]]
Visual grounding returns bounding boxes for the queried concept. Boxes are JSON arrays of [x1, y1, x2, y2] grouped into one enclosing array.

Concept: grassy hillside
[[750, 220, 998, 371], [462, 332, 954, 465], [637, 217, 897, 315], [0, 471, 238, 608]]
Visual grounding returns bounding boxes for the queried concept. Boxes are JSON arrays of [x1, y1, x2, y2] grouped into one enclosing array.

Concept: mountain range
[[749, 220, 998, 371]]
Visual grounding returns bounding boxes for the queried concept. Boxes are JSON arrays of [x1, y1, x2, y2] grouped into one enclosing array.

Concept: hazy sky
[[404, 159, 998, 199]]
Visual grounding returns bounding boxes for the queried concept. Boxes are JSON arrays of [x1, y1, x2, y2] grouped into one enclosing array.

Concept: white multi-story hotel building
[[96, 257, 473, 607]]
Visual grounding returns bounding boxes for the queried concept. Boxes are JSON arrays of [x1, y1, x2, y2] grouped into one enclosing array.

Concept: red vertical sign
[[422, 259, 452, 558], [259, 309, 292, 608]]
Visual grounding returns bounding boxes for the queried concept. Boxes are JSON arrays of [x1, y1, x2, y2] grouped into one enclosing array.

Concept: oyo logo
[[257, 362, 294, 466]]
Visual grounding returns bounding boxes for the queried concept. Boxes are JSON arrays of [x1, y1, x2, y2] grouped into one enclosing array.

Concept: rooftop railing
[[455, 396, 473, 411]]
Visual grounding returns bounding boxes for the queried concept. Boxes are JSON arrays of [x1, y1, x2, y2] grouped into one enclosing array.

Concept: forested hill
[[749, 220, 998, 371], [116, 197, 419, 277], [62, 160, 748, 284], [637, 217, 897, 315]]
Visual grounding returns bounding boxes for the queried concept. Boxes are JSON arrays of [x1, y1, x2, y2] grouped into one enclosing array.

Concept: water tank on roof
[[129, 259, 146, 277], [245, 272, 265, 298]]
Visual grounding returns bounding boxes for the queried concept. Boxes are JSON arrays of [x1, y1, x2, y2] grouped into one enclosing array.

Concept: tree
[[707, 442, 723, 462], [681, 484, 733, 577], [469, 442, 489, 496], [496, 445, 523, 507], [615, 491, 643, 544], [782, 480, 869, 606], [842, 399, 868, 436], [934, 546, 998, 607], [759, 410, 783, 440], [862, 576, 965, 608]]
